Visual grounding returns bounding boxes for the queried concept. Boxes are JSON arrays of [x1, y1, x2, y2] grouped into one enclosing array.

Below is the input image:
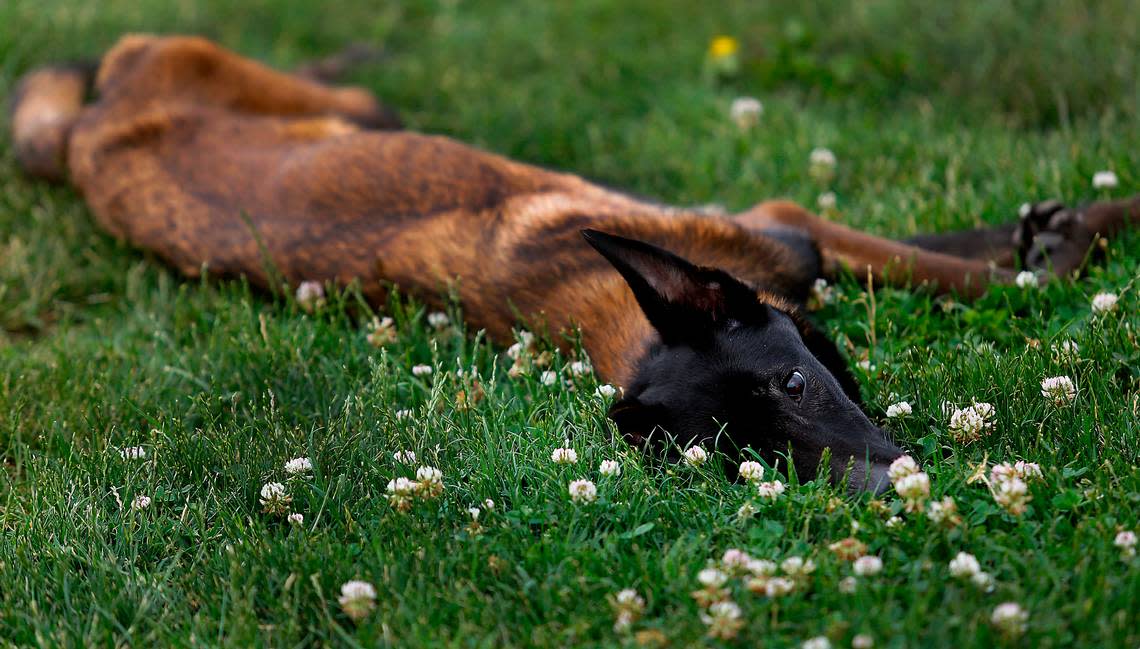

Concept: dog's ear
[[582, 229, 764, 343], [792, 315, 864, 405]]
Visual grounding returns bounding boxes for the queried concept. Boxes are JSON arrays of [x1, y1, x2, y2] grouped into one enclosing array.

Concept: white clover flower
[[119, 446, 146, 460], [1015, 460, 1043, 479], [259, 482, 291, 514], [365, 316, 397, 347], [288, 512, 304, 526], [700, 600, 744, 639], [595, 384, 618, 399], [810, 147, 838, 169], [894, 472, 930, 512], [411, 364, 433, 377], [765, 576, 797, 596], [993, 476, 1029, 515], [948, 552, 981, 578], [730, 96, 763, 129], [426, 311, 450, 329], [747, 559, 777, 576], [613, 611, 634, 634], [387, 477, 418, 495], [736, 501, 758, 519], [926, 496, 960, 526], [971, 571, 996, 592], [295, 281, 325, 312], [885, 401, 912, 419], [393, 449, 416, 464], [569, 360, 593, 376], [884, 516, 902, 528], [131, 495, 152, 511], [852, 555, 883, 577], [991, 460, 1043, 485], [721, 549, 752, 571], [284, 456, 313, 475], [540, 370, 558, 386], [1114, 530, 1137, 557], [683, 446, 708, 467], [610, 588, 645, 633], [1040, 375, 1077, 405], [415, 465, 444, 498], [698, 567, 729, 588], [1014, 270, 1038, 289], [614, 588, 644, 608], [467, 506, 481, 521], [1091, 291, 1118, 313], [802, 637, 831, 649], [338, 580, 377, 621], [887, 455, 919, 482], [991, 602, 1029, 637], [1092, 170, 1119, 189], [852, 633, 874, 648], [810, 278, 835, 306], [599, 459, 621, 477], [394, 409, 413, 421], [551, 447, 579, 465], [483, 498, 495, 510], [838, 576, 858, 594], [780, 556, 815, 577], [568, 479, 598, 504], [756, 480, 786, 501], [386, 476, 418, 511], [856, 359, 874, 372], [948, 402, 995, 443], [738, 460, 765, 482], [817, 191, 837, 211]]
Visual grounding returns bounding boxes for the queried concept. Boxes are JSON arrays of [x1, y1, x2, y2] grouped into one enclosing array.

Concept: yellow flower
[[708, 36, 739, 59]]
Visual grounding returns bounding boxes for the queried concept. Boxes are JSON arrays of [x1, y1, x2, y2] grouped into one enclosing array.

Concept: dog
[[10, 35, 1138, 492]]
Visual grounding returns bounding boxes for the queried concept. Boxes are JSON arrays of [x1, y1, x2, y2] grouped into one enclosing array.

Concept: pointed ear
[[607, 397, 668, 449], [582, 229, 763, 343]]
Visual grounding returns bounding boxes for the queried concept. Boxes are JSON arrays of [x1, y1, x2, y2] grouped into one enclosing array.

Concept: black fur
[[585, 230, 901, 492]]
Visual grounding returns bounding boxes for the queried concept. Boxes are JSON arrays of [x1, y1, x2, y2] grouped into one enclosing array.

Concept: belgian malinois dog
[[10, 35, 1138, 491]]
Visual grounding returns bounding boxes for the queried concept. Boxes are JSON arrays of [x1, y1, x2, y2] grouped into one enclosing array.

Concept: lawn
[[1, 1, 1138, 647]]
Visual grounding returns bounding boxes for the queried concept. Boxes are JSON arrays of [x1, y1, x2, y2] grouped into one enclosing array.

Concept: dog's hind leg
[[9, 63, 95, 181], [735, 201, 1015, 298], [94, 35, 400, 128]]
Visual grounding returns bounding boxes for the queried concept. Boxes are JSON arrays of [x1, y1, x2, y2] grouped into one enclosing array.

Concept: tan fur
[[13, 35, 1139, 386]]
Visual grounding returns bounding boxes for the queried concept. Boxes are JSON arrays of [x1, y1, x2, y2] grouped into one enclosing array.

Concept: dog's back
[[11, 35, 814, 383]]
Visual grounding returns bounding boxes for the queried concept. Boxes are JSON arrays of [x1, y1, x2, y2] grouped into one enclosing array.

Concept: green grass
[[1, 1, 1139, 646]]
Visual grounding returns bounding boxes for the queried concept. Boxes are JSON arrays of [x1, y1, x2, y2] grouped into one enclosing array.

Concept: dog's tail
[[8, 61, 97, 182]]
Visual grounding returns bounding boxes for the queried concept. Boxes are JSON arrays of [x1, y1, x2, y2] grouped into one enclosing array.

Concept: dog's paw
[[1012, 200, 1093, 275]]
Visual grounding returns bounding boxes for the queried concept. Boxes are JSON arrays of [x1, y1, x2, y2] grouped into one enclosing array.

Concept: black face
[[582, 229, 902, 493]]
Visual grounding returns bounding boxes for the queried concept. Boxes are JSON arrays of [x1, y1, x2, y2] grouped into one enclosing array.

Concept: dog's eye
[[784, 371, 806, 400]]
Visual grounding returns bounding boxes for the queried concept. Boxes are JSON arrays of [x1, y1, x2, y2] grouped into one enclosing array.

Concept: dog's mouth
[[846, 460, 894, 495]]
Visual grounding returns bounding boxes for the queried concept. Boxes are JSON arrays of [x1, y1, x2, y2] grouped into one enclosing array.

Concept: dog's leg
[[903, 196, 1140, 274], [736, 201, 1015, 298], [95, 35, 400, 128], [9, 63, 95, 181]]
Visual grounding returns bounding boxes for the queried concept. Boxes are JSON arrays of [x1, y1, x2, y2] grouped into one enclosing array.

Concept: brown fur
[[11, 35, 1140, 386]]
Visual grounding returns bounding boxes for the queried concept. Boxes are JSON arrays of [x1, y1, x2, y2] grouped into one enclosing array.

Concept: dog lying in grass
[[10, 35, 1138, 491]]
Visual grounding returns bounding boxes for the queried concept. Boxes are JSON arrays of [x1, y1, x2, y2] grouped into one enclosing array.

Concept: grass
[[1, 0, 1139, 646]]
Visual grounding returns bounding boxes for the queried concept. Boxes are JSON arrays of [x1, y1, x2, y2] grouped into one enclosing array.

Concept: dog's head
[[582, 229, 902, 493]]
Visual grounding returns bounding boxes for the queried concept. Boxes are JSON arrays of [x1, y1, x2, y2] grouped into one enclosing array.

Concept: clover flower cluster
[[947, 402, 995, 444], [888, 455, 930, 513], [385, 465, 444, 511]]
